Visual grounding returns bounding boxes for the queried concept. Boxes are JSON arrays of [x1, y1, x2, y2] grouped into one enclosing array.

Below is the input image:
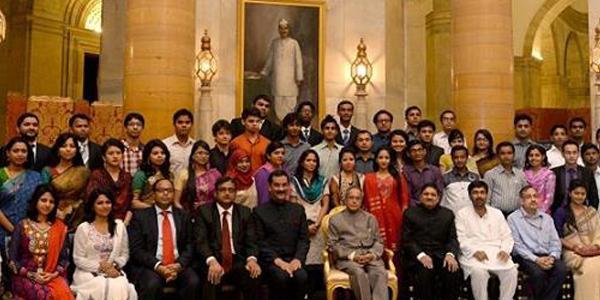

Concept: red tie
[[221, 211, 233, 273], [161, 211, 175, 265]]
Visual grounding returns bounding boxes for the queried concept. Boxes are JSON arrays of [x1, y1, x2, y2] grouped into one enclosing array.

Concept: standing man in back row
[[230, 95, 282, 141], [162, 109, 195, 175], [335, 100, 359, 147]]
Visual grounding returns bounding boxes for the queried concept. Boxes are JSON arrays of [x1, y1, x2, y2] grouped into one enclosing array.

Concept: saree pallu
[[0, 169, 42, 247], [363, 173, 408, 251], [43, 166, 90, 230]]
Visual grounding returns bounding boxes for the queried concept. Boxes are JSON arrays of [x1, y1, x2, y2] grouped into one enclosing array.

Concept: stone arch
[[522, 0, 577, 58], [64, 0, 101, 29]]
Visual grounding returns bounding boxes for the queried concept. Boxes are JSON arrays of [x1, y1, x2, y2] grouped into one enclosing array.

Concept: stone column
[[451, 0, 514, 142], [588, 0, 600, 131], [426, 0, 451, 118], [124, 0, 196, 139], [98, 0, 126, 104]]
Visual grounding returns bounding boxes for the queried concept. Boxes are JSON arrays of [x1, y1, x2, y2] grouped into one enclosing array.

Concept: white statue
[[0, 11, 5, 44], [260, 18, 304, 120]]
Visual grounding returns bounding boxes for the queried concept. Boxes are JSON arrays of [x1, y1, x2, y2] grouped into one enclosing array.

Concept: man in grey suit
[[327, 186, 388, 300]]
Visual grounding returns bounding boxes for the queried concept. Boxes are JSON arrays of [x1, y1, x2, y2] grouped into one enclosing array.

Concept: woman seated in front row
[[8, 184, 72, 300], [71, 188, 137, 300]]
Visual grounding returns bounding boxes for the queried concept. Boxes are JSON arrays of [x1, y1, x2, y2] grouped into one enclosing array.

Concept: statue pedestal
[[196, 85, 213, 142]]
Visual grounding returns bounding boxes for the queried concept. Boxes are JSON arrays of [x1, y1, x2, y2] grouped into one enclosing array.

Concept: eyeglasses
[[377, 119, 392, 124], [155, 188, 174, 194]]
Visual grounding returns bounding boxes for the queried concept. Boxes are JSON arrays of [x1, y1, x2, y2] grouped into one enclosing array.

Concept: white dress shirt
[[162, 135, 195, 175], [78, 139, 90, 165], [206, 204, 257, 265], [546, 145, 583, 169], [154, 205, 179, 269]]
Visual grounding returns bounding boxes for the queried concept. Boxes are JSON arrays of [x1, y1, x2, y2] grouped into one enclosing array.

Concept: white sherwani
[[261, 37, 303, 119], [455, 205, 518, 300]]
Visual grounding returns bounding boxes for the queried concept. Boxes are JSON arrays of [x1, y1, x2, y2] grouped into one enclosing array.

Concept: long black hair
[[84, 188, 117, 236], [139, 139, 171, 177], [295, 149, 321, 185], [373, 146, 399, 177], [26, 184, 59, 222], [48, 132, 84, 167], [3, 136, 33, 169], [473, 129, 495, 158], [564, 179, 588, 233], [183, 140, 211, 210]]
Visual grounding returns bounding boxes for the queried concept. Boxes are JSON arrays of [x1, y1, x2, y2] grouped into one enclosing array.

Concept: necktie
[[343, 129, 350, 144], [221, 211, 233, 273], [161, 211, 175, 265], [304, 128, 310, 141]]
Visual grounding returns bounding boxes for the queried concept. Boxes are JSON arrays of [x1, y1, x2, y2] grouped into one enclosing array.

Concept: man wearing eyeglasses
[[371, 109, 394, 153]]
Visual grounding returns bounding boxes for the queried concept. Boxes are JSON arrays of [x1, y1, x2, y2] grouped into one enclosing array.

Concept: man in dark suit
[[69, 113, 103, 170], [418, 120, 445, 167], [402, 183, 461, 300], [231, 94, 282, 141], [196, 176, 261, 300], [0, 112, 51, 171], [254, 170, 309, 300], [551, 140, 599, 212], [127, 178, 200, 300], [334, 100, 359, 147], [297, 101, 323, 146]]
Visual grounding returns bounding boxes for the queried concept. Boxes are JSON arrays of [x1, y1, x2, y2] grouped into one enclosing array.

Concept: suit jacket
[[328, 210, 384, 261], [401, 204, 459, 267], [335, 125, 359, 147], [0, 141, 51, 171], [231, 117, 283, 142], [253, 200, 309, 265], [86, 141, 104, 170], [551, 165, 599, 211], [426, 144, 444, 167], [128, 206, 195, 270], [301, 128, 323, 146], [195, 203, 258, 265]]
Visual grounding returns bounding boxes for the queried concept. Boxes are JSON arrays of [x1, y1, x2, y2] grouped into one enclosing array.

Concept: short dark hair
[[265, 141, 285, 161], [69, 113, 91, 127], [569, 117, 586, 128], [101, 138, 125, 156], [417, 120, 436, 132], [581, 143, 599, 155], [211, 119, 231, 136], [596, 128, 600, 140], [337, 100, 354, 111], [268, 169, 289, 184], [27, 184, 59, 222], [468, 180, 489, 194], [242, 108, 262, 120], [282, 113, 301, 130], [419, 183, 440, 196], [562, 139, 580, 152], [550, 124, 567, 136], [439, 110, 455, 122], [372, 110, 393, 125], [296, 101, 315, 114], [172, 108, 194, 124], [448, 129, 465, 144], [356, 129, 372, 139], [16, 112, 39, 127], [513, 113, 533, 126], [519, 185, 536, 197], [215, 176, 235, 189], [450, 145, 469, 158], [495, 141, 515, 154], [253, 94, 272, 104], [320, 114, 339, 131], [123, 112, 145, 127], [404, 106, 421, 118]]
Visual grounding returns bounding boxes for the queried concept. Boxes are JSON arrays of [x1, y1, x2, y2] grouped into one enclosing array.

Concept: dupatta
[[45, 220, 74, 300]]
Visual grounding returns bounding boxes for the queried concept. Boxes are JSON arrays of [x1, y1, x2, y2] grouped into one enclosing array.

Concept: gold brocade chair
[[321, 206, 399, 300]]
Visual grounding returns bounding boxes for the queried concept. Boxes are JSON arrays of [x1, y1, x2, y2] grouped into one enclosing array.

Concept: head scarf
[[226, 149, 254, 190]]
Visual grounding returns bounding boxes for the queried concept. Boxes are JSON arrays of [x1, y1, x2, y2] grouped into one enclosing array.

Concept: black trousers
[[202, 261, 260, 300], [266, 264, 308, 300], [412, 256, 461, 300], [515, 256, 568, 300], [134, 267, 200, 300]]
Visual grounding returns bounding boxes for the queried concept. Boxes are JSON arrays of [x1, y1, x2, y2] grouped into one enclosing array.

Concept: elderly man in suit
[[328, 186, 388, 300], [196, 176, 261, 300], [127, 178, 200, 300]]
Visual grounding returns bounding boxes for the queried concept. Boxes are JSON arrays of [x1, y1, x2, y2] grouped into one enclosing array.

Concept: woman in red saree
[[8, 184, 73, 300], [363, 146, 409, 251]]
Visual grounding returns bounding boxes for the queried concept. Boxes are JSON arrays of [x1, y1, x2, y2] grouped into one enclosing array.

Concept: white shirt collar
[[78, 139, 89, 147], [216, 203, 233, 216], [155, 205, 173, 215]]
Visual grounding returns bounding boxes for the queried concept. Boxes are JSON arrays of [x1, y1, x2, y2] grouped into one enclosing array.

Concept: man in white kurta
[[455, 180, 518, 300], [261, 19, 303, 120]]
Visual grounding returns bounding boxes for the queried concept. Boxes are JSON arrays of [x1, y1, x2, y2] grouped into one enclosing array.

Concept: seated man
[[507, 186, 568, 300], [127, 178, 200, 300], [402, 183, 461, 300], [328, 186, 388, 300], [196, 176, 262, 300], [254, 170, 309, 300], [455, 180, 518, 300]]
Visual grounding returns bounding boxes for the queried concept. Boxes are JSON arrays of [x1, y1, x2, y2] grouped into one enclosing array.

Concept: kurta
[[455, 205, 516, 278], [261, 37, 303, 97]]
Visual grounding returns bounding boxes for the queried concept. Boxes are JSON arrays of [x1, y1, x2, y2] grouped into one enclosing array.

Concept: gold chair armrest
[[384, 248, 396, 274], [322, 250, 331, 277]]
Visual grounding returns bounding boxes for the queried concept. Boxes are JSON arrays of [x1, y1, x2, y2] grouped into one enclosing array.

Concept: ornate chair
[[320, 206, 399, 300]]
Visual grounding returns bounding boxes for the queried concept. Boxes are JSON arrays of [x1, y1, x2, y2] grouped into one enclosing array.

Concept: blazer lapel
[[213, 205, 222, 250], [149, 209, 159, 252], [232, 205, 241, 251]]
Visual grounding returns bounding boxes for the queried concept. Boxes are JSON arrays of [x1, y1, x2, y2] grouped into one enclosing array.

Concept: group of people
[[0, 93, 600, 300]]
